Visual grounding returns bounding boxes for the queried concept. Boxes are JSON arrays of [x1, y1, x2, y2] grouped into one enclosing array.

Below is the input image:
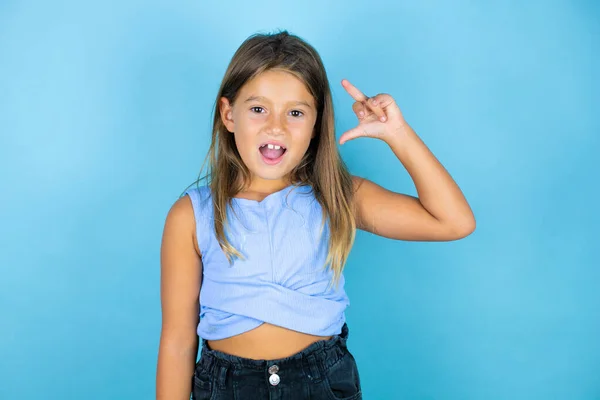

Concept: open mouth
[[259, 143, 287, 165]]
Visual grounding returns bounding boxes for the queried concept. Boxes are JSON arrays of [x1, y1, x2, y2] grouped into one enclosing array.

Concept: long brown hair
[[182, 30, 357, 289]]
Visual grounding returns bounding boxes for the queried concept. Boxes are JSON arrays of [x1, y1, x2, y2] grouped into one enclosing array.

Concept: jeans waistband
[[195, 323, 350, 389]]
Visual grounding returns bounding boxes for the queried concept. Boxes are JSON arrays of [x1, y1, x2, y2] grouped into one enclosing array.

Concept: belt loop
[[216, 363, 229, 390], [306, 354, 322, 382]]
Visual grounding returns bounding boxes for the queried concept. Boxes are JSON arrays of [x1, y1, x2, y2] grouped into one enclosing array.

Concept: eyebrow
[[244, 95, 313, 109]]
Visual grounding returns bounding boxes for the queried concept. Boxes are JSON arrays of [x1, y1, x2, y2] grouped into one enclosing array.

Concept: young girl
[[156, 30, 475, 400]]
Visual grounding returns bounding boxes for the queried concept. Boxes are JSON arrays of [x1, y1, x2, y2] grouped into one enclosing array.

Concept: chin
[[247, 163, 292, 182], [251, 170, 291, 182]]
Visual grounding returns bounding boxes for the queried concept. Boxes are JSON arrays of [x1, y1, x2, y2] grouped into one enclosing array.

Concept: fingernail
[[359, 111, 364, 117], [380, 116, 386, 122]]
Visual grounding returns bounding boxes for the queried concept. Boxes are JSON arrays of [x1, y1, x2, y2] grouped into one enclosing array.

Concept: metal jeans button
[[269, 373, 280, 386], [268, 364, 279, 375]]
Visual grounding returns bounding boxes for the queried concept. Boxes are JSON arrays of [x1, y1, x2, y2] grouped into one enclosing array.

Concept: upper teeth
[[264, 144, 282, 150]]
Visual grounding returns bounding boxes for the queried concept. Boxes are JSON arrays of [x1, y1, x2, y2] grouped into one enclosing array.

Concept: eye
[[250, 106, 265, 113], [290, 110, 304, 117]]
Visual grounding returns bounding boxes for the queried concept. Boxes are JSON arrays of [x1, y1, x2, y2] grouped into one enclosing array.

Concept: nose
[[265, 113, 285, 135]]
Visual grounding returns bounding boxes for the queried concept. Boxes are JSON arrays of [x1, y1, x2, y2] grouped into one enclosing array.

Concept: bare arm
[[339, 79, 475, 242], [352, 124, 475, 241], [156, 195, 202, 400]]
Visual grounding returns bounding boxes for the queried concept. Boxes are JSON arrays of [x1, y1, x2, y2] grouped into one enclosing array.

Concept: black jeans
[[191, 323, 362, 400]]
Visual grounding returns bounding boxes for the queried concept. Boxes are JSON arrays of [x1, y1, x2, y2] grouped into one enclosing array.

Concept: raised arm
[[341, 78, 475, 241]]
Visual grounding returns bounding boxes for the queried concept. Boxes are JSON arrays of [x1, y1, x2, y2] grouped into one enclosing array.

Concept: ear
[[219, 97, 235, 133]]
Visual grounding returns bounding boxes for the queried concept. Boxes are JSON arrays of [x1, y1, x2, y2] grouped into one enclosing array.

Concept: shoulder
[[168, 193, 196, 224], [163, 192, 201, 258], [351, 174, 379, 207], [350, 175, 368, 229], [352, 175, 366, 193], [183, 185, 213, 210], [351, 174, 396, 200], [350, 174, 401, 232]]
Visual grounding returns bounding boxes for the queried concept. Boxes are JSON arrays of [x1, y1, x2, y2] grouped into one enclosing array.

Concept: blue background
[[1, 1, 598, 399]]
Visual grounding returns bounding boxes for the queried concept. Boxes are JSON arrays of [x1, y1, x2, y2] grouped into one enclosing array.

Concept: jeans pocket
[[322, 349, 362, 400], [191, 366, 213, 400]]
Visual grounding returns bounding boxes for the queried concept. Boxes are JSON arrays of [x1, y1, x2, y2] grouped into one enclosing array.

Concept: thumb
[[338, 123, 382, 145]]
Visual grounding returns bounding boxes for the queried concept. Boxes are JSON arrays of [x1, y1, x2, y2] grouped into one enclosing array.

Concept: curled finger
[[351, 101, 367, 120]]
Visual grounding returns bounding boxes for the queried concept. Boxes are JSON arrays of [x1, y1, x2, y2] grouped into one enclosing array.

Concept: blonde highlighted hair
[[182, 30, 357, 289]]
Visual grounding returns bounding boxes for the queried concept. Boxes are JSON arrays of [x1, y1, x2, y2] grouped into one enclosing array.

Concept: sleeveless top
[[183, 183, 350, 340]]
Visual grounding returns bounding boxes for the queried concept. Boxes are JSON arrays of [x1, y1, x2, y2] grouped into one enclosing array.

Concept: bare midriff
[[206, 322, 333, 360]]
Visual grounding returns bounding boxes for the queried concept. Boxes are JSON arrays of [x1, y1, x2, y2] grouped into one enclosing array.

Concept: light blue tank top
[[184, 183, 350, 340]]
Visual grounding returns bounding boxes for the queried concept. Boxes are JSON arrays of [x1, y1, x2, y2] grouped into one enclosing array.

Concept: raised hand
[[338, 79, 407, 146]]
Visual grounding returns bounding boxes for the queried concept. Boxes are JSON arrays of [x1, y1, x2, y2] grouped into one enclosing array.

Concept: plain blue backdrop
[[1, 1, 598, 399]]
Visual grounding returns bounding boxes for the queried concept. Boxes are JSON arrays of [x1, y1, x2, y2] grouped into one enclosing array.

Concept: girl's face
[[219, 69, 318, 188]]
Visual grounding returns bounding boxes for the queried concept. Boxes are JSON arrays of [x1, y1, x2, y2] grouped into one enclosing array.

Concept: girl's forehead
[[240, 70, 314, 103]]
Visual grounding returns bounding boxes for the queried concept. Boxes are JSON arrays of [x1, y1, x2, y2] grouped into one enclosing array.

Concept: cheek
[[289, 122, 315, 147], [232, 118, 256, 139], [287, 117, 314, 133], [290, 134, 314, 158], [231, 130, 254, 157], [234, 120, 263, 144]]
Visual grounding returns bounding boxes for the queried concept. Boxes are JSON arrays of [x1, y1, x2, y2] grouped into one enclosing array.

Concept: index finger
[[341, 79, 368, 102]]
